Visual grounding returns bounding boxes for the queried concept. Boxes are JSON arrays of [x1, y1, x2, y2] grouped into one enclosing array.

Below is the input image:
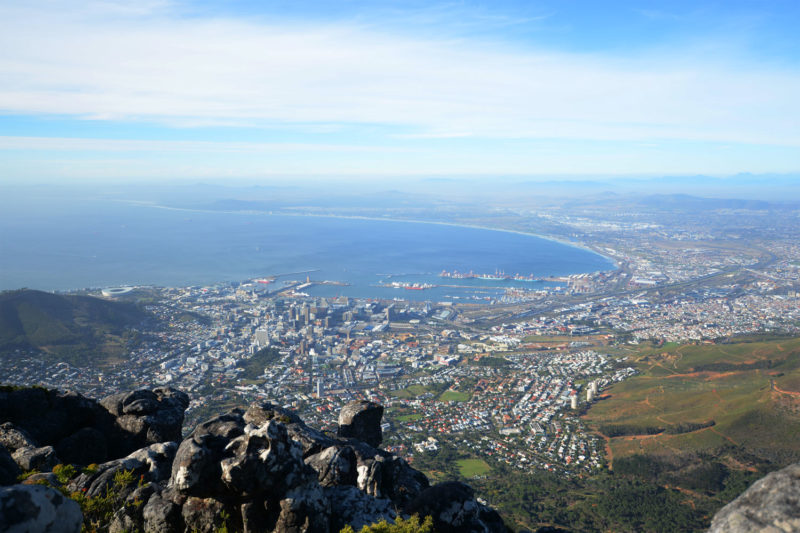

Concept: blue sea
[[0, 197, 613, 301]]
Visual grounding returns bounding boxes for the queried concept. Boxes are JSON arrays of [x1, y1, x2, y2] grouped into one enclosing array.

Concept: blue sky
[[1, 0, 799, 182]]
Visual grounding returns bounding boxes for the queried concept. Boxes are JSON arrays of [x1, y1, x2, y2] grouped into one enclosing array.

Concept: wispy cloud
[[0, 0, 799, 180], [2, 1, 799, 146], [0, 136, 407, 153]]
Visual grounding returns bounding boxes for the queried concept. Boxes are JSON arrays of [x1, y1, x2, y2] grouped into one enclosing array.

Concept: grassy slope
[[585, 337, 800, 465], [0, 289, 150, 366]]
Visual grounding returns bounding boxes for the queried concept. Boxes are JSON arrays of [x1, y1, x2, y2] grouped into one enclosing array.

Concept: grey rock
[[286, 423, 337, 459], [0, 484, 82, 533], [356, 456, 384, 498], [171, 436, 216, 494], [708, 462, 800, 533], [182, 496, 237, 533], [274, 482, 330, 533], [325, 485, 395, 533], [101, 387, 189, 457], [220, 421, 311, 499], [244, 401, 303, 427], [337, 401, 384, 448], [70, 441, 177, 498], [109, 506, 140, 533], [406, 481, 509, 533], [144, 492, 183, 533], [0, 423, 36, 452], [0, 445, 21, 486], [305, 445, 357, 487], [381, 456, 430, 508], [12, 445, 59, 471]]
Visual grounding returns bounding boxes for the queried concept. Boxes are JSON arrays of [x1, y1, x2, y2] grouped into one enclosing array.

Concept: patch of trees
[[600, 424, 664, 437], [664, 420, 715, 434], [239, 347, 282, 379], [470, 356, 510, 368], [692, 360, 772, 372]]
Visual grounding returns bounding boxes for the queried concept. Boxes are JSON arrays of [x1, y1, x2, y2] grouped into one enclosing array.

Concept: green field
[[439, 390, 471, 402], [393, 384, 431, 399], [457, 458, 491, 477], [397, 413, 423, 422], [584, 337, 800, 466]]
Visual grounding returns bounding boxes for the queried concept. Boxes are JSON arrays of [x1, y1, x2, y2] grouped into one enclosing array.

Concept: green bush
[[340, 515, 434, 533]]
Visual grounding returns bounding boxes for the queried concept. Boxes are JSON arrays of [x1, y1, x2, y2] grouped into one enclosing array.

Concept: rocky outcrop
[[11, 445, 59, 472], [0, 387, 508, 533], [337, 400, 384, 448], [0, 484, 82, 533], [0, 422, 36, 452], [0, 386, 188, 471], [68, 441, 177, 498], [407, 481, 507, 533], [100, 387, 190, 454], [708, 462, 800, 532]]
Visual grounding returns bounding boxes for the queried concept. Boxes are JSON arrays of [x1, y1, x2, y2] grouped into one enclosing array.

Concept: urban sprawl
[[5, 205, 800, 477]]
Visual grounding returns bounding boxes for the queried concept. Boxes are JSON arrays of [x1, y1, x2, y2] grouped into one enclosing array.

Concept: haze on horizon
[[1, 0, 799, 184]]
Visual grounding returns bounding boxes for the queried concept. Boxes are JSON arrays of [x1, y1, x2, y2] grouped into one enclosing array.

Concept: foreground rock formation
[[708, 462, 800, 532], [0, 387, 508, 533]]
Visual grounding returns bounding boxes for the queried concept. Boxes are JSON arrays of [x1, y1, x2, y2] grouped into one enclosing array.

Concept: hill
[[0, 289, 151, 366], [585, 336, 800, 465], [578, 336, 800, 526]]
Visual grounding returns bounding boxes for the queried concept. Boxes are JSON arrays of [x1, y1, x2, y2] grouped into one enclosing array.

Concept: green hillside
[[0, 289, 150, 366], [585, 337, 800, 466]]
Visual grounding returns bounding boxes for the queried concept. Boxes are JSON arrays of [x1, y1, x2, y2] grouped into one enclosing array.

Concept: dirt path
[[772, 380, 800, 398], [709, 427, 739, 446], [600, 433, 614, 471]]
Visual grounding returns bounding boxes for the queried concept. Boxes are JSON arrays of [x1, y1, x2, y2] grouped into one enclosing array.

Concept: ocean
[[0, 197, 614, 301]]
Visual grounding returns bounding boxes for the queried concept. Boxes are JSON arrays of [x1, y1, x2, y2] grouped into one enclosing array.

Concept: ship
[[383, 281, 435, 290]]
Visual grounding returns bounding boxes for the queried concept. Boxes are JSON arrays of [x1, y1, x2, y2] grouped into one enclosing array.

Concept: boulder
[[107, 482, 159, 533], [219, 421, 311, 499], [0, 387, 189, 466], [0, 484, 82, 533], [182, 496, 238, 533], [12, 445, 59, 472], [170, 411, 246, 496], [101, 387, 189, 457], [305, 445, 358, 487], [69, 441, 177, 499], [708, 462, 800, 532], [144, 492, 183, 533], [337, 401, 384, 448], [0, 423, 36, 452], [274, 483, 330, 533]]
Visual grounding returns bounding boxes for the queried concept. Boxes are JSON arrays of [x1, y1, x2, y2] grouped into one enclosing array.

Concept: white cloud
[[0, 136, 406, 153], [0, 1, 799, 148]]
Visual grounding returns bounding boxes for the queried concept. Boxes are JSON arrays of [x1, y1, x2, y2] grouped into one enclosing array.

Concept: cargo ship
[[440, 269, 542, 282]]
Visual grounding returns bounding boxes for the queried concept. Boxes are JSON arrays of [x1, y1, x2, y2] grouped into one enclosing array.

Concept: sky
[[1, 0, 799, 183]]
